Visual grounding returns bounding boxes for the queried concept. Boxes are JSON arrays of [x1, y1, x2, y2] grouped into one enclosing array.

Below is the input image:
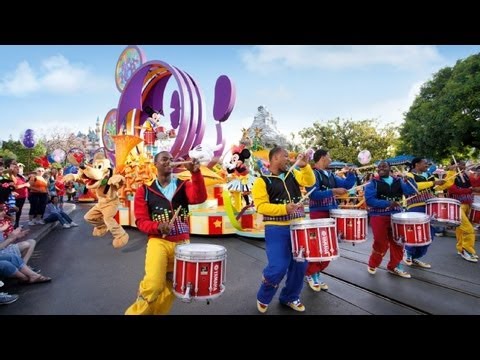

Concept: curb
[[30, 204, 77, 243]]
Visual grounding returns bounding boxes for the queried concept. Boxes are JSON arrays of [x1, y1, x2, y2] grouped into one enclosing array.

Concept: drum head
[[175, 243, 226, 260], [330, 209, 367, 217], [425, 198, 461, 206], [472, 203, 480, 211], [290, 218, 335, 230], [391, 212, 429, 223]]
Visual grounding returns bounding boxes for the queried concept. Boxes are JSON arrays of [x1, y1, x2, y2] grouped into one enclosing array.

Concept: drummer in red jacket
[[125, 151, 207, 315], [365, 160, 417, 278]]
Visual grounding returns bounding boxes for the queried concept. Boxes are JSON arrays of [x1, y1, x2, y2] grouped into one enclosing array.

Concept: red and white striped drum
[[391, 212, 431, 246], [290, 218, 339, 262], [173, 244, 226, 303], [425, 198, 461, 227], [468, 203, 480, 226], [330, 209, 368, 243]]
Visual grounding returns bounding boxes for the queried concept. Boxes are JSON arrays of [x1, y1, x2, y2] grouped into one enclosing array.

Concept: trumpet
[[170, 160, 193, 167]]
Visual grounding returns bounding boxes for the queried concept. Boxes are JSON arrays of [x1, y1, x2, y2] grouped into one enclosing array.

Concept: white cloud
[[242, 45, 443, 73], [346, 80, 425, 126], [0, 55, 109, 97], [255, 84, 293, 101], [0, 61, 40, 96]]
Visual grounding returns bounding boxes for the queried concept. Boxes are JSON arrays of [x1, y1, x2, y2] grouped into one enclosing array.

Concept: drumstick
[[286, 139, 317, 179], [285, 157, 302, 179], [296, 186, 316, 205], [162, 205, 182, 238], [169, 205, 182, 226], [392, 166, 420, 194], [452, 155, 466, 183]]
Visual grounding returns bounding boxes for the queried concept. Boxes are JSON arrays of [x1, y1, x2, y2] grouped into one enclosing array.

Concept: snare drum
[[425, 198, 461, 227], [173, 243, 226, 303], [290, 218, 339, 262], [330, 209, 368, 243], [469, 203, 480, 226], [391, 212, 431, 246]]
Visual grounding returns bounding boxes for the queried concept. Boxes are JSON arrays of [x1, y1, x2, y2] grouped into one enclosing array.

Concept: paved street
[[1, 203, 480, 315]]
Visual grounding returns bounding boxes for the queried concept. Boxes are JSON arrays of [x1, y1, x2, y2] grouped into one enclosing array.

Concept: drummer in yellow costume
[[253, 147, 315, 313], [436, 160, 479, 262]]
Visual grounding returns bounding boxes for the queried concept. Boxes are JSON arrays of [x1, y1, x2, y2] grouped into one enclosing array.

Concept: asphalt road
[[1, 204, 479, 315]]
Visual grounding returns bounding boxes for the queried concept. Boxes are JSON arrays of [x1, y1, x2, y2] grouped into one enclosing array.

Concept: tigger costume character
[[64, 153, 129, 248]]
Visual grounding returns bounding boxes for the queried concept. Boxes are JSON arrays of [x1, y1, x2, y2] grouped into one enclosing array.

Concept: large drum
[[425, 198, 461, 227], [173, 243, 226, 303], [290, 218, 339, 262], [469, 203, 480, 226], [330, 209, 368, 243], [391, 212, 431, 246]]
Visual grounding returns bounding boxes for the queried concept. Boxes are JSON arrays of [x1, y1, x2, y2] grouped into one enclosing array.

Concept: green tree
[[298, 118, 399, 164], [399, 53, 480, 162], [1, 140, 47, 173]]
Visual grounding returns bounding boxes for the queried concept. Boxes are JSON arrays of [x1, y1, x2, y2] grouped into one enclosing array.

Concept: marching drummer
[[437, 160, 479, 262], [304, 149, 356, 292], [252, 147, 315, 313], [125, 151, 207, 315], [403, 157, 446, 269], [365, 160, 418, 278]]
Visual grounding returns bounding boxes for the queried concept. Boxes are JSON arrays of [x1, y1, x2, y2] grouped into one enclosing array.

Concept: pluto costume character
[[64, 154, 129, 248]]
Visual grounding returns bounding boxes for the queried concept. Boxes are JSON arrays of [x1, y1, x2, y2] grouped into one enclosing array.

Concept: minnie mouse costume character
[[226, 147, 251, 176], [224, 146, 253, 206]]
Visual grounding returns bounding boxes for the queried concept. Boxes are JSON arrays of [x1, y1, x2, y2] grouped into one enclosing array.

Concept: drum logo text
[[321, 230, 328, 253], [212, 264, 219, 292]]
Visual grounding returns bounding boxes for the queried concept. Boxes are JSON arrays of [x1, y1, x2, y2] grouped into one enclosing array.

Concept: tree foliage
[[38, 127, 86, 155], [0, 140, 47, 173], [0, 127, 87, 173], [399, 53, 480, 162], [297, 118, 399, 164]]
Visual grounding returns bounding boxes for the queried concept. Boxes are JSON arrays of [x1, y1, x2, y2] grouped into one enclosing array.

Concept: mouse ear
[[143, 105, 154, 117], [240, 149, 251, 159]]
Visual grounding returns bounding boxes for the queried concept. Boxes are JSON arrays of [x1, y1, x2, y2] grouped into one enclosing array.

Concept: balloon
[[67, 148, 85, 166], [22, 129, 36, 149], [51, 149, 66, 163], [358, 150, 372, 165]]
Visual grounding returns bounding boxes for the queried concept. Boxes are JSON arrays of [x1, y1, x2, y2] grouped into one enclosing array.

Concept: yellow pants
[[455, 204, 476, 255], [125, 237, 189, 315]]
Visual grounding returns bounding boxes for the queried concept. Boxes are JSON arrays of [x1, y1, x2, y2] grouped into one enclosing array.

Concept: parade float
[[102, 45, 262, 237]]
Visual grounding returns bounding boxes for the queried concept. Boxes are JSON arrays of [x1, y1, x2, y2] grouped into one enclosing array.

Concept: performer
[[125, 151, 207, 315], [438, 160, 479, 262], [365, 160, 418, 278], [404, 157, 445, 268], [252, 147, 315, 313], [305, 149, 356, 291]]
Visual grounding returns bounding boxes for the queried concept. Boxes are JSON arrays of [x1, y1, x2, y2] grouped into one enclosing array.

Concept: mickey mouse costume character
[[143, 106, 168, 141]]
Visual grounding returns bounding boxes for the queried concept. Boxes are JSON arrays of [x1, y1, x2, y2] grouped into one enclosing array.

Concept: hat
[[17, 163, 25, 167]]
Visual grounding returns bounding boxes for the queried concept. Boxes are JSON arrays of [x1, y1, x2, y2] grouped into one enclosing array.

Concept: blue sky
[[1, 45, 480, 152]]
